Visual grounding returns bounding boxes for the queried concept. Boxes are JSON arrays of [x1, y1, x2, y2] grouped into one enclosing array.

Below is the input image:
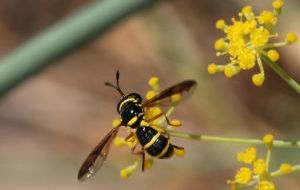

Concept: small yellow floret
[[174, 147, 185, 157], [208, 63, 217, 74], [148, 77, 159, 87], [114, 136, 126, 147], [120, 161, 138, 179], [285, 32, 298, 43], [252, 73, 265, 87], [170, 119, 182, 127], [263, 134, 274, 147], [279, 163, 292, 174], [144, 107, 162, 122], [112, 119, 121, 128], [224, 65, 240, 78], [214, 38, 226, 50], [258, 180, 275, 190], [241, 6, 253, 16], [146, 90, 156, 100], [267, 49, 280, 62], [144, 158, 153, 170], [171, 93, 182, 104], [235, 167, 252, 184], [258, 11, 277, 25], [237, 147, 257, 164], [216, 19, 226, 30], [272, 0, 284, 9], [253, 158, 267, 175]]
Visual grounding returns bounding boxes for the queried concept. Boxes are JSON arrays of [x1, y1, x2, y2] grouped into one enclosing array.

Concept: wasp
[[78, 70, 196, 181]]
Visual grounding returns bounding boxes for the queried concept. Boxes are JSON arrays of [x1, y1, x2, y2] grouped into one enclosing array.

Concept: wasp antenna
[[104, 70, 125, 97], [115, 70, 125, 96]]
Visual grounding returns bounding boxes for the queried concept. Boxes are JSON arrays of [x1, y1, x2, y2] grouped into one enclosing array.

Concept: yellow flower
[[114, 136, 126, 147], [237, 147, 257, 164], [258, 180, 275, 190], [120, 161, 138, 179], [169, 119, 182, 127], [285, 32, 298, 44], [252, 73, 265, 87], [235, 167, 252, 184], [146, 90, 156, 100], [148, 77, 160, 92], [263, 134, 274, 148], [279, 163, 292, 174], [209, 0, 297, 87], [267, 49, 280, 62], [253, 158, 267, 175]]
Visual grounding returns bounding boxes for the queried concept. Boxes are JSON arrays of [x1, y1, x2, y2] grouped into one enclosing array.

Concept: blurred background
[[0, 0, 299, 189]]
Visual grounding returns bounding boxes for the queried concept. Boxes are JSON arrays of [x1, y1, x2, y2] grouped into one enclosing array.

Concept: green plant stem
[[167, 129, 300, 148], [262, 55, 300, 94], [0, 0, 159, 96]]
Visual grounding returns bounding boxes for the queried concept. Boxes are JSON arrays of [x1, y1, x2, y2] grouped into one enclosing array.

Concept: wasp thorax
[[117, 93, 143, 128]]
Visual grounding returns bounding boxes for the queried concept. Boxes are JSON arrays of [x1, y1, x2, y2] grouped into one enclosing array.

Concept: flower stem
[[167, 129, 300, 148], [261, 55, 300, 94]]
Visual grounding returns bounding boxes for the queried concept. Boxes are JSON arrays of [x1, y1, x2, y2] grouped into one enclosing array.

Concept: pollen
[[174, 147, 185, 157], [253, 158, 267, 175], [267, 49, 280, 62], [258, 180, 275, 190], [146, 90, 156, 100], [120, 161, 138, 179], [279, 163, 292, 174], [235, 167, 252, 184], [112, 118, 121, 128], [252, 73, 265, 87]]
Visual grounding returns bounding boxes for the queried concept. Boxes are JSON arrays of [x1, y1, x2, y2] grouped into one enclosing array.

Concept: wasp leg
[[163, 114, 182, 127], [125, 132, 134, 141], [130, 148, 146, 172]]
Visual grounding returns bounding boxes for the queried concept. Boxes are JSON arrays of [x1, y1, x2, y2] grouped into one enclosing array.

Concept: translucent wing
[[142, 80, 197, 108], [77, 125, 120, 181]]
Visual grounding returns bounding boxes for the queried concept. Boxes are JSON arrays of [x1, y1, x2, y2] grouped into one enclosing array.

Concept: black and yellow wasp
[[78, 70, 196, 181]]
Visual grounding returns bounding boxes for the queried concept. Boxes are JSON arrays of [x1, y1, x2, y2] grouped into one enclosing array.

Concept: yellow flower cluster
[[208, 0, 298, 87], [114, 77, 183, 179], [228, 134, 296, 189]]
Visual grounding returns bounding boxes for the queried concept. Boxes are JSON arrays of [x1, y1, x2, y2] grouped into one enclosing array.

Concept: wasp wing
[[142, 80, 197, 108], [78, 125, 120, 181]]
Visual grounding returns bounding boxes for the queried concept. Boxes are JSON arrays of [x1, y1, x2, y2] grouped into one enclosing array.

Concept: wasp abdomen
[[136, 126, 174, 159]]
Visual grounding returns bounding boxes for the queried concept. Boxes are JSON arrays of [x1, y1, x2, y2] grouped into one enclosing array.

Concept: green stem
[[0, 0, 159, 96], [261, 55, 300, 94], [167, 129, 300, 148]]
